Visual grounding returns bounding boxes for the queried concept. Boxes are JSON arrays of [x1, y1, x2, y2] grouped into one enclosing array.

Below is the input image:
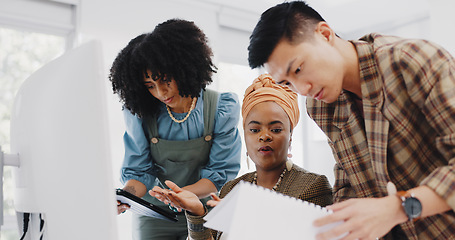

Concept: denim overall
[[133, 89, 218, 240]]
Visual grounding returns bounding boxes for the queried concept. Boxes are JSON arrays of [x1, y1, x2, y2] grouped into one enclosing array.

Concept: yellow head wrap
[[242, 73, 300, 130]]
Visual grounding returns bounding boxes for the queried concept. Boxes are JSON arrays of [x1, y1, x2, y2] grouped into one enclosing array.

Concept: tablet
[[116, 189, 178, 222]]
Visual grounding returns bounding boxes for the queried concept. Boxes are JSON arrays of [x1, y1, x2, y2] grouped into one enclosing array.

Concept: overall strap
[[202, 89, 219, 140], [143, 112, 157, 140]]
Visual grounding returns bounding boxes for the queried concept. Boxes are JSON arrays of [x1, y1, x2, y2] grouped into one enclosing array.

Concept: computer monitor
[[9, 40, 118, 239]]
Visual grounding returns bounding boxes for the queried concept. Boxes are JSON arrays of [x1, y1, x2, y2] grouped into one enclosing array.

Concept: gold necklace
[[166, 97, 197, 123], [252, 167, 287, 191]]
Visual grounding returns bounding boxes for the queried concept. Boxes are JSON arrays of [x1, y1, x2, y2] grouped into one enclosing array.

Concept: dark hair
[[109, 19, 216, 117], [248, 1, 326, 69]]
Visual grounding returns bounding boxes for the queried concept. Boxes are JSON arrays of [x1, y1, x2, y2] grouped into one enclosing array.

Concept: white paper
[[204, 181, 346, 240]]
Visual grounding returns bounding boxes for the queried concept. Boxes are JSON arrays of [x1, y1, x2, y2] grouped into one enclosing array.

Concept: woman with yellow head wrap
[[150, 74, 333, 240], [242, 73, 300, 130]]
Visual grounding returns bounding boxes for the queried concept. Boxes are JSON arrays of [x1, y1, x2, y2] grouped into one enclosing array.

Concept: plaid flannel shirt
[[307, 33, 455, 239]]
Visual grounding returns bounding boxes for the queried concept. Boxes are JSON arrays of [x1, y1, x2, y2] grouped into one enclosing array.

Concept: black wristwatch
[[397, 191, 422, 221]]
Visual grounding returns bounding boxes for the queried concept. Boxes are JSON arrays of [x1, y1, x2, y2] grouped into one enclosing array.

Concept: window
[[0, 1, 75, 238], [0, 26, 66, 240]]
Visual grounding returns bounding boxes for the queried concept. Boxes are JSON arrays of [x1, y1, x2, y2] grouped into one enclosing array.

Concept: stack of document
[[204, 181, 346, 240]]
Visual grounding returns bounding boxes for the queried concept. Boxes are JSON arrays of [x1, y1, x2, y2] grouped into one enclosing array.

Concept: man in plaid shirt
[[248, 1, 455, 239]]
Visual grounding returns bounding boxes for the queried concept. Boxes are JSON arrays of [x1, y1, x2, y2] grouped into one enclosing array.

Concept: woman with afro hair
[[110, 19, 242, 240]]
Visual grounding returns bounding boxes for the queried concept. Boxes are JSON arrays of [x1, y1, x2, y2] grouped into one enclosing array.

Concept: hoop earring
[[287, 145, 293, 159]]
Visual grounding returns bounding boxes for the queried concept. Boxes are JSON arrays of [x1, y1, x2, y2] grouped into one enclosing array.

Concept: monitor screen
[[9, 40, 118, 239]]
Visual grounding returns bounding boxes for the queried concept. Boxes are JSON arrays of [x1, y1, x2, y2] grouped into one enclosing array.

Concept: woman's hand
[[117, 180, 146, 215], [149, 185, 171, 204], [206, 193, 222, 208], [313, 196, 405, 240], [149, 180, 206, 216], [117, 201, 130, 215]]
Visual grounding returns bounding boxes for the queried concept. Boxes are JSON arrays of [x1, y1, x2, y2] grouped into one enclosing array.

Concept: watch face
[[404, 197, 422, 219]]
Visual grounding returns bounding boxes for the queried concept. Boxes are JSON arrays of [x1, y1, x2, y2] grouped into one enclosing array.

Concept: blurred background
[[0, 0, 453, 239]]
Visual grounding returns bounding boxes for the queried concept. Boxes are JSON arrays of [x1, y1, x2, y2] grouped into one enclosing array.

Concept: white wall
[[429, 0, 455, 54]]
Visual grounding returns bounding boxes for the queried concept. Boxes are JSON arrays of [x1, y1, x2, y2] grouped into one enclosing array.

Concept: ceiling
[[192, 0, 359, 14], [191, 0, 430, 39]]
